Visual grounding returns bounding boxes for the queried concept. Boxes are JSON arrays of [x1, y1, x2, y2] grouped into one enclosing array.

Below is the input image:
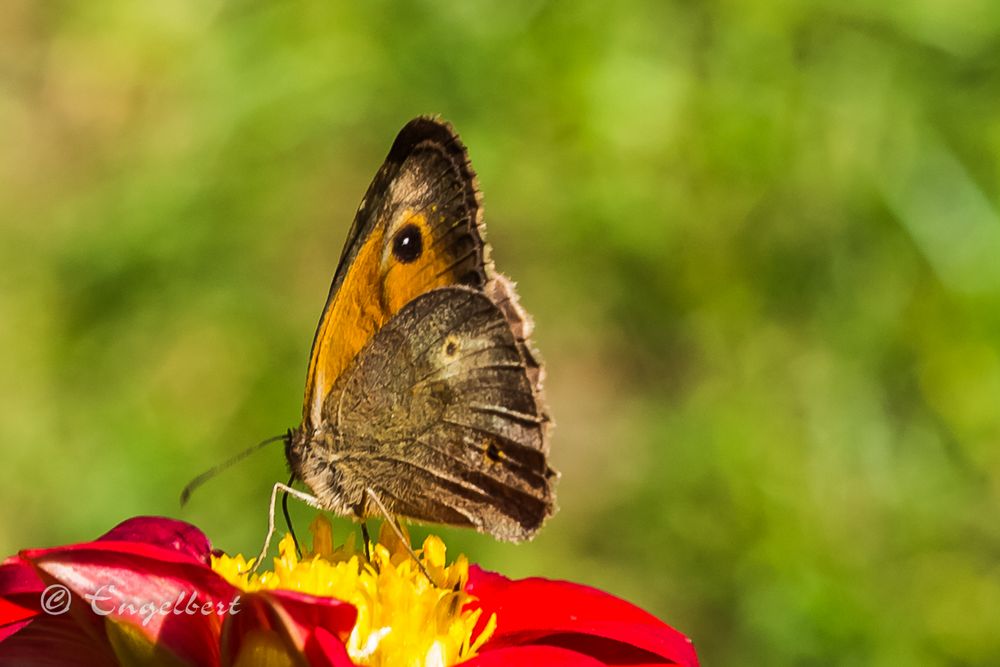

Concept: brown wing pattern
[[291, 286, 555, 542]]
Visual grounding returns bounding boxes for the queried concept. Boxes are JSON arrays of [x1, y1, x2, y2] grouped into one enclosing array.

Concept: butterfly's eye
[[391, 224, 423, 263]]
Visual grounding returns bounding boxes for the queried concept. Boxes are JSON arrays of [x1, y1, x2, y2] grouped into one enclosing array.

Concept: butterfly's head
[[284, 425, 358, 517], [284, 426, 309, 473]]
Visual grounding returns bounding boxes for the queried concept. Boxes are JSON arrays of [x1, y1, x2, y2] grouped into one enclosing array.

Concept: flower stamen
[[212, 516, 496, 666]]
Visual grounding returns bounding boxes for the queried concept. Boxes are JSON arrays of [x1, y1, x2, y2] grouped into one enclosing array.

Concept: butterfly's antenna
[[180, 433, 290, 506]]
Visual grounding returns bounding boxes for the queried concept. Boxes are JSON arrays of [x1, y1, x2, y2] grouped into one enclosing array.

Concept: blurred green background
[[3, 1, 1000, 664]]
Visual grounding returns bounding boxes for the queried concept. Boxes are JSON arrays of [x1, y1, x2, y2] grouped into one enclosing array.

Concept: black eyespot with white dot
[[391, 224, 423, 263]]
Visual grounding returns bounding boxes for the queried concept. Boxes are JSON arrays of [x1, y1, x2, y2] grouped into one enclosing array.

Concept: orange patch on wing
[[303, 210, 469, 427], [303, 228, 388, 427]]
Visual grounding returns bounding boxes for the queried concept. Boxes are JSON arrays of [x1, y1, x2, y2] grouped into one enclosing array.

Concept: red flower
[[0, 517, 698, 666], [463, 567, 698, 666]]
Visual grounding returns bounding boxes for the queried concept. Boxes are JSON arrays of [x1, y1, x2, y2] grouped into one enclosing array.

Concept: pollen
[[212, 516, 496, 666]]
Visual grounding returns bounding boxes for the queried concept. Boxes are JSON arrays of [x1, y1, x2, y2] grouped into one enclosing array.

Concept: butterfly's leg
[[249, 482, 324, 574], [360, 522, 372, 562], [281, 474, 302, 559], [364, 488, 434, 583]]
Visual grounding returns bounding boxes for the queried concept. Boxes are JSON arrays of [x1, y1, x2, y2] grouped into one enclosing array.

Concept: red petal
[[0, 619, 32, 643], [0, 517, 361, 666], [0, 608, 118, 667], [0, 555, 44, 597], [464, 644, 609, 666], [466, 566, 699, 667], [98, 516, 212, 565], [221, 589, 356, 667], [0, 596, 36, 641], [0, 517, 215, 661], [0, 517, 210, 608], [312, 626, 355, 667], [21, 541, 239, 666], [0, 597, 35, 628]]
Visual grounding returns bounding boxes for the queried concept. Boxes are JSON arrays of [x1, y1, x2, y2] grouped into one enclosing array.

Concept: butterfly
[[277, 117, 556, 548]]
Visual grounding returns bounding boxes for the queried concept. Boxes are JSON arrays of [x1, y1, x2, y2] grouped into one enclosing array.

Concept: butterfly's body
[[288, 117, 556, 542]]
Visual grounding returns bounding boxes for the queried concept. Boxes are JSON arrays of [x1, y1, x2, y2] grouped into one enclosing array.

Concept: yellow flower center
[[212, 517, 496, 667]]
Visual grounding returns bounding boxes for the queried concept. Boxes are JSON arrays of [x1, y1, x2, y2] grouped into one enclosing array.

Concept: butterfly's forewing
[[303, 118, 490, 429], [289, 286, 555, 542]]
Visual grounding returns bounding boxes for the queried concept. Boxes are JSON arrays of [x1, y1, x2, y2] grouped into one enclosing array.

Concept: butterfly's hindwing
[[290, 286, 555, 541]]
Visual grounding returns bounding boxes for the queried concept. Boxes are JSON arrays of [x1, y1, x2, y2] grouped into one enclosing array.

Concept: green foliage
[[2, 1, 1000, 664]]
